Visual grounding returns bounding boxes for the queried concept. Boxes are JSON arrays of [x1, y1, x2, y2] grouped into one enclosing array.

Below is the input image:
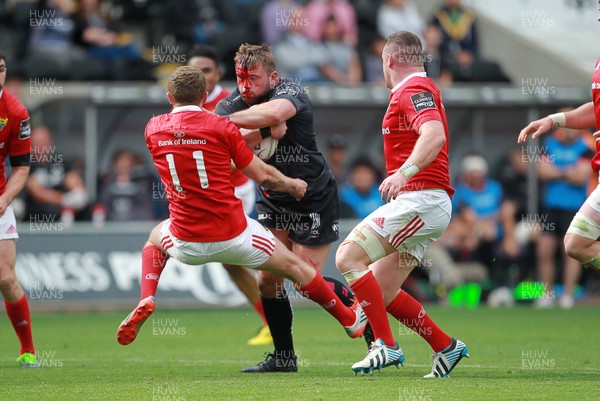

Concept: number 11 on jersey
[[165, 151, 210, 192]]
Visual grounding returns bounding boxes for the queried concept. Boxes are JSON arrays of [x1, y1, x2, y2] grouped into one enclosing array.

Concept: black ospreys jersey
[[215, 81, 334, 202]]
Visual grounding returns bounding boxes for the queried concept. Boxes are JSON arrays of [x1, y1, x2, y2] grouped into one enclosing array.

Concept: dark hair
[[187, 45, 220, 65], [350, 157, 382, 181], [0, 49, 5, 63]]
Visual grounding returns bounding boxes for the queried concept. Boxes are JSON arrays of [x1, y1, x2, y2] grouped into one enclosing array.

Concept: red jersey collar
[[391, 72, 427, 94], [170, 105, 203, 114]]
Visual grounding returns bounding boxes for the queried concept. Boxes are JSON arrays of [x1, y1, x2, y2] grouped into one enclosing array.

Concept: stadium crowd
[[0, 0, 509, 84]]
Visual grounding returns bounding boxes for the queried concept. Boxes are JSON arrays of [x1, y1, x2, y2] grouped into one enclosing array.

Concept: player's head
[[167, 66, 206, 107], [382, 31, 424, 89], [234, 43, 279, 106], [187, 45, 222, 95], [0, 49, 6, 89]]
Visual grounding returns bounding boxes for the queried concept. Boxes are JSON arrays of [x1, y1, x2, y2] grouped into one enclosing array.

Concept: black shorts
[[256, 179, 339, 246], [540, 208, 576, 236]]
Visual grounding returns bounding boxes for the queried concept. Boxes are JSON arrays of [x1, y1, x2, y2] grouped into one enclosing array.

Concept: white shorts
[[234, 179, 256, 215], [585, 183, 600, 213], [159, 216, 275, 269], [0, 205, 18, 241], [363, 189, 452, 261]]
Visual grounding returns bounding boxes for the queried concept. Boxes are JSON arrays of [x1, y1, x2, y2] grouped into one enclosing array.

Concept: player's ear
[[166, 92, 175, 106], [202, 91, 208, 106], [269, 71, 279, 88]]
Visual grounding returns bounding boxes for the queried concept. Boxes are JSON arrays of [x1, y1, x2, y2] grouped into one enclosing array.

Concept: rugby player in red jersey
[[116, 66, 366, 352], [335, 32, 469, 377], [519, 22, 600, 271], [0, 50, 39, 368], [187, 45, 271, 346]]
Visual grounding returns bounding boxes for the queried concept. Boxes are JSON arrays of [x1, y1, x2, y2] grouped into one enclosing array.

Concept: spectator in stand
[[319, 15, 362, 86], [326, 134, 348, 186], [73, 0, 141, 64], [362, 33, 386, 85], [439, 154, 503, 272], [422, 24, 453, 86], [339, 158, 383, 219], [304, 0, 358, 45], [534, 121, 594, 309], [25, 126, 88, 225], [430, 0, 477, 63], [496, 148, 534, 258], [27, 0, 85, 69], [261, 0, 301, 45], [430, 0, 508, 83], [376, 0, 425, 42], [95, 150, 155, 222], [163, 0, 236, 46], [272, 7, 326, 81]]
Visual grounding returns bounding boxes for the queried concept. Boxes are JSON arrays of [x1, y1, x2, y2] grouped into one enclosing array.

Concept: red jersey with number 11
[[591, 57, 600, 172], [145, 105, 254, 242], [382, 72, 454, 197]]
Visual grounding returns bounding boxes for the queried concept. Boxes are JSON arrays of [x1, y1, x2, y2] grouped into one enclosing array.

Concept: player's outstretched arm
[[241, 155, 307, 200], [518, 102, 595, 144], [379, 120, 446, 202], [229, 99, 296, 134]]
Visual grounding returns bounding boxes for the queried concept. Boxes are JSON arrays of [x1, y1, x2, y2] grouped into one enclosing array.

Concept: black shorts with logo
[[256, 179, 339, 246]]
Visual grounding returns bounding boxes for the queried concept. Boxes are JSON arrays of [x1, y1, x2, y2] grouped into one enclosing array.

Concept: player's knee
[[257, 272, 281, 296], [564, 234, 585, 261], [0, 269, 18, 295], [335, 243, 354, 273]]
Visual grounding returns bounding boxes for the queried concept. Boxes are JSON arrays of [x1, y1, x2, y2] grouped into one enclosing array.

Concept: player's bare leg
[[222, 264, 271, 345], [117, 221, 168, 345], [0, 239, 38, 367], [241, 233, 366, 372], [535, 233, 558, 308], [565, 203, 600, 269]]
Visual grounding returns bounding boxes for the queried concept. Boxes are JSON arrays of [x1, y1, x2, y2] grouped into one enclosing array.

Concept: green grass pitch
[[1, 305, 599, 401]]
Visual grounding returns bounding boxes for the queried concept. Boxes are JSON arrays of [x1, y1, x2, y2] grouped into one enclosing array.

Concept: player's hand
[[289, 178, 307, 201], [518, 117, 553, 144], [379, 173, 407, 203], [593, 130, 600, 142], [270, 121, 287, 140]]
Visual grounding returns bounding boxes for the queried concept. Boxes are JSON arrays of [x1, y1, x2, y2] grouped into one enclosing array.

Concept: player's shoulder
[[271, 80, 306, 100], [145, 113, 170, 136], [216, 89, 245, 112], [395, 76, 440, 112], [1, 89, 29, 119]]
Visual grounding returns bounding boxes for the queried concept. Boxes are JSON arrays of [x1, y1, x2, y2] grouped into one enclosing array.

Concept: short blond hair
[[384, 31, 424, 67], [167, 66, 206, 105], [234, 43, 276, 73]]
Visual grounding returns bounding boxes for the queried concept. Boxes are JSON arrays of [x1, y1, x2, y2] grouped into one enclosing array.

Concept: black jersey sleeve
[[270, 82, 309, 114]]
